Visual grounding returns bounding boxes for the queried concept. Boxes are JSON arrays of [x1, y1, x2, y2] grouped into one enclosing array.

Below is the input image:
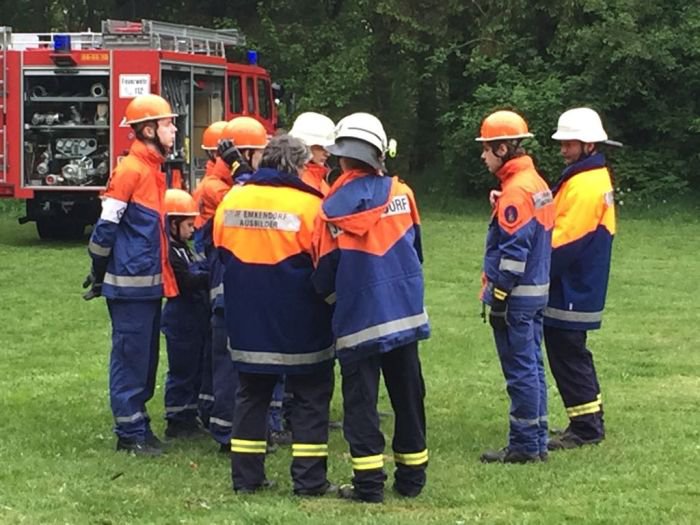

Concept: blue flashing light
[[247, 49, 258, 65], [53, 34, 72, 52]]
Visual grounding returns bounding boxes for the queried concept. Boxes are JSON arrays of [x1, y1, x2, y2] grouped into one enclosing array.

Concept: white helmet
[[327, 112, 388, 170], [289, 112, 336, 147], [552, 107, 608, 143]]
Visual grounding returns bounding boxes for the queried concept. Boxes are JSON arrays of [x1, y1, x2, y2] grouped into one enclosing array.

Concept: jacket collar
[[495, 155, 536, 183], [129, 139, 165, 166], [247, 167, 323, 198], [552, 153, 607, 194]]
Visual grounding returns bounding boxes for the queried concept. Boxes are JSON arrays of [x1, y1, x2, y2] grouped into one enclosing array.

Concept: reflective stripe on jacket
[[482, 155, 554, 310], [213, 168, 334, 375], [312, 170, 430, 364], [545, 153, 615, 330], [88, 140, 177, 300]]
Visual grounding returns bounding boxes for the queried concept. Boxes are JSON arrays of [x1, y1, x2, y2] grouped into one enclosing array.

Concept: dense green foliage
[[3, 1, 699, 198]]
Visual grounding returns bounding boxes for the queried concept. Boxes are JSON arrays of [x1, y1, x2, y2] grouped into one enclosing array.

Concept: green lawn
[[1, 201, 699, 524]]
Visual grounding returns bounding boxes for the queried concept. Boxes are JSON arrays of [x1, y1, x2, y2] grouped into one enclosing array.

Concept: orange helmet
[[201, 120, 228, 150], [124, 94, 178, 125], [221, 117, 268, 149], [475, 110, 534, 142], [164, 189, 198, 217]]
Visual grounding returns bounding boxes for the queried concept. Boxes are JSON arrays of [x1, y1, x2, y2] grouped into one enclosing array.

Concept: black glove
[[217, 139, 242, 167], [82, 270, 102, 301], [488, 288, 509, 330]]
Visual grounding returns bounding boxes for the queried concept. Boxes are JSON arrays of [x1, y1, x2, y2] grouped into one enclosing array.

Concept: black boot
[[235, 479, 276, 495], [480, 447, 540, 464], [116, 438, 163, 457], [337, 484, 384, 503], [547, 430, 603, 450], [165, 420, 208, 439], [294, 481, 339, 497]]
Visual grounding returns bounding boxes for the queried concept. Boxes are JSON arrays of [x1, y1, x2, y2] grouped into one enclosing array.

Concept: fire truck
[[0, 19, 279, 239]]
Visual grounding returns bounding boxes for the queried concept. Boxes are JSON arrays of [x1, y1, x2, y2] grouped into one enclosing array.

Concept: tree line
[[4, 0, 698, 200]]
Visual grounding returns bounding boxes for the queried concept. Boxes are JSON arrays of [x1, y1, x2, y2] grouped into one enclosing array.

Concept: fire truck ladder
[[101, 19, 246, 57], [0, 26, 9, 181]]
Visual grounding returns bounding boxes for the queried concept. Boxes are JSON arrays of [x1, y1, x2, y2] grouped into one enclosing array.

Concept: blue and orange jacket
[[161, 236, 210, 340], [301, 162, 331, 196], [545, 153, 615, 330], [481, 155, 554, 310], [88, 140, 177, 300], [312, 170, 430, 364], [192, 158, 234, 256], [212, 168, 334, 375]]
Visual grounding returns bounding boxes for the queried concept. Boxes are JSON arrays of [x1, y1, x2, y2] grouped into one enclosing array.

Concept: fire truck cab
[[0, 20, 278, 239]]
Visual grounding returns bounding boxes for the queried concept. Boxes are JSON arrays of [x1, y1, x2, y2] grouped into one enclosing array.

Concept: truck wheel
[[36, 216, 85, 240]]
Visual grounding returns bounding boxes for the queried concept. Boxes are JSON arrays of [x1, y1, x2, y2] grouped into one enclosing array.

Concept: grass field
[[1, 199, 699, 524]]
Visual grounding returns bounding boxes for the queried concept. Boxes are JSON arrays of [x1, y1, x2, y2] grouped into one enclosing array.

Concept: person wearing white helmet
[[545, 107, 617, 451], [312, 112, 430, 503], [289, 112, 336, 195]]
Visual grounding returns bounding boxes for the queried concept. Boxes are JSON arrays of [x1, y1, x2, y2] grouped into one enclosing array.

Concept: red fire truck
[[0, 19, 278, 239]]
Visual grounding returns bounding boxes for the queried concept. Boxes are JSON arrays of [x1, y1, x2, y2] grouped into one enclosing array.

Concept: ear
[[143, 124, 156, 139], [496, 143, 509, 157]]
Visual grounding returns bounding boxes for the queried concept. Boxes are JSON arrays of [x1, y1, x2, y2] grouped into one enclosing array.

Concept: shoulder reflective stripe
[[544, 307, 603, 323], [228, 344, 335, 366], [198, 393, 215, 402], [324, 292, 336, 305], [292, 443, 329, 457], [336, 310, 429, 350], [499, 258, 526, 273], [509, 415, 540, 426], [88, 240, 111, 257], [114, 411, 146, 423], [394, 449, 428, 466], [104, 273, 163, 287], [101, 197, 128, 224], [351, 454, 384, 471], [210, 283, 224, 302], [231, 438, 266, 454], [511, 283, 550, 297], [566, 398, 602, 418], [604, 190, 615, 206], [165, 404, 198, 414], [209, 417, 233, 428], [532, 189, 553, 209], [223, 209, 301, 232]]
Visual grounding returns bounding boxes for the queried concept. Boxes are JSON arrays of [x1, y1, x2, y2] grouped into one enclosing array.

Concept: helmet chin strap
[[138, 122, 170, 157], [575, 142, 596, 163]]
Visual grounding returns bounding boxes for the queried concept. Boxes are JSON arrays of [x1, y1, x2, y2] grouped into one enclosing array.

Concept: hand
[[82, 284, 102, 301], [217, 139, 243, 168], [489, 190, 502, 208], [82, 272, 94, 289], [489, 297, 508, 331], [82, 270, 102, 300]]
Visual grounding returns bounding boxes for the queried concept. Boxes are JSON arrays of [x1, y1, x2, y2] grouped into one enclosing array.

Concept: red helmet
[[201, 121, 228, 150], [124, 94, 178, 125], [475, 110, 533, 142], [164, 189, 198, 217], [221, 117, 268, 149]]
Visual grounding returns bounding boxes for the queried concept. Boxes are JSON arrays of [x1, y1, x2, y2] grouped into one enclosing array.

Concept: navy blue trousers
[[231, 368, 333, 493], [107, 299, 161, 441], [341, 342, 427, 501], [209, 309, 238, 445], [492, 308, 548, 456], [544, 326, 604, 440], [162, 298, 210, 425]]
